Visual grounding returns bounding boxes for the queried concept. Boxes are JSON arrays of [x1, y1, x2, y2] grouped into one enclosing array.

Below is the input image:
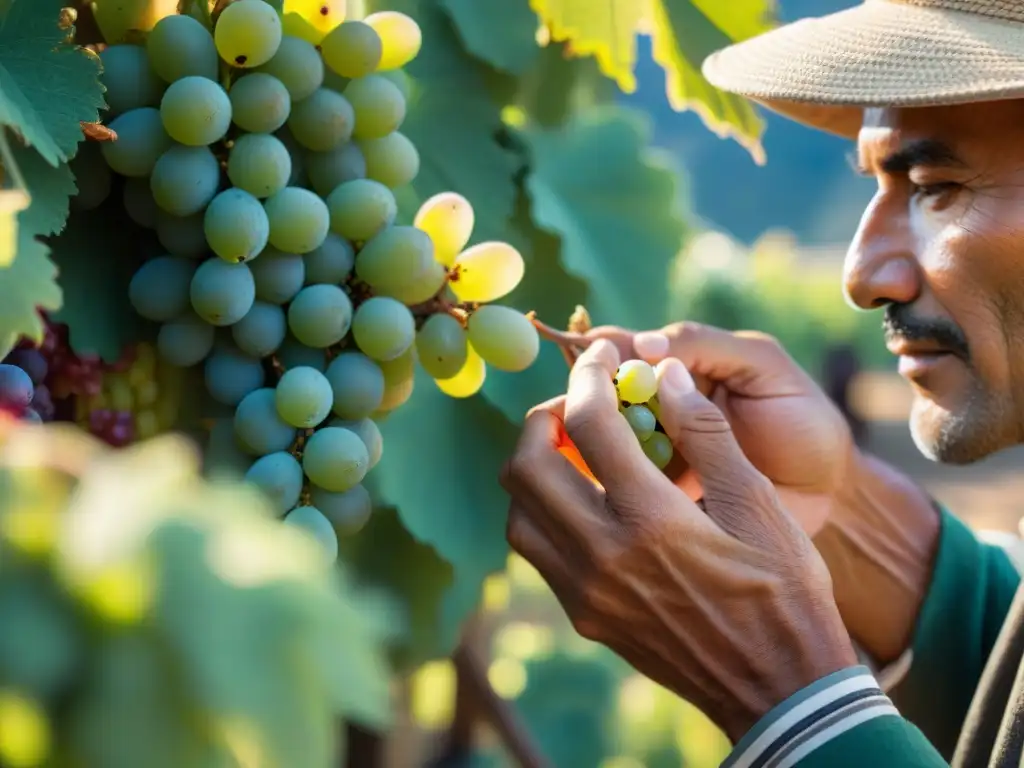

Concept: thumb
[[656, 358, 779, 542]]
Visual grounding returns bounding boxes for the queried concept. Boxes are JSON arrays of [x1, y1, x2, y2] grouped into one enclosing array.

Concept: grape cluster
[[0, 321, 88, 425], [78, 1, 540, 562], [613, 360, 675, 470]]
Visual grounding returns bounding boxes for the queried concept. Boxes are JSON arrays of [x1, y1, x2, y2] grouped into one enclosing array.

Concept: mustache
[[883, 304, 970, 359]]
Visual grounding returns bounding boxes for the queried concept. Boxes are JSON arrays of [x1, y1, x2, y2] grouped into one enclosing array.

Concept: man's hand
[[587, 323, 856, 536], [501, 340, 858, 742]]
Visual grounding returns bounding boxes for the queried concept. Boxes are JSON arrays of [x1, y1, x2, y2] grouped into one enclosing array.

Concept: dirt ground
[[853, 372, 1024, 535]]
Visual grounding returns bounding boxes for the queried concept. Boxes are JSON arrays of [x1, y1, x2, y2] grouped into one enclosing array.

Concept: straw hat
[[701, 0, 1024, 138]]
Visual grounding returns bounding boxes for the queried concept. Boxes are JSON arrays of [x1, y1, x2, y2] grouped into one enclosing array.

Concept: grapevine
[[58, 0, 544, 563]]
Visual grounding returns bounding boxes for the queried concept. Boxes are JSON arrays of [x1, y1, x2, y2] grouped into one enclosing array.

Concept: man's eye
[[912, 181, 959, 198]]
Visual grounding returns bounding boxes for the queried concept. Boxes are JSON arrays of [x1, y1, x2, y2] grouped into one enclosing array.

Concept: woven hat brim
[[702, 1, 1024, 139]]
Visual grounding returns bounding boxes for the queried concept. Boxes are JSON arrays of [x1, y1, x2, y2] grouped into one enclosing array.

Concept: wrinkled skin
[[502, 101, 1024, 742]]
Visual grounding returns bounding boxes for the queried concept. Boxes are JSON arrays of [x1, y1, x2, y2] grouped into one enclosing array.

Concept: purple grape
[[5, 348, 48, 385], [0, 364, 33, 412], [31, 385, 55, 422]]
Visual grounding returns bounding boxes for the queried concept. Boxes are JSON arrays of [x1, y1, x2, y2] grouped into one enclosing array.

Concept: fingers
[[662, 323, 809, 397], [564, 340, 658, 495], [656, 358, 782, 543], [585, 325, 670, 364]]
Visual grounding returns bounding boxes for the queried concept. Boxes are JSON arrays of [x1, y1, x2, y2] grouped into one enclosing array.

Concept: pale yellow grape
[[283, 0, 346, 45], [450, 241, 524, 303], [320, 21, 382, 78], [414, 192, 474, 267], [214, 0, 282, 68], [614, 360, 657, 404], [466, 306, 539, 372], [435, 344, 486, 398], [364, 11, 422, 71]]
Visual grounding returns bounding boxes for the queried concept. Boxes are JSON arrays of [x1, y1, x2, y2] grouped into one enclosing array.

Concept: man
[[500, 1, 1024, 766]]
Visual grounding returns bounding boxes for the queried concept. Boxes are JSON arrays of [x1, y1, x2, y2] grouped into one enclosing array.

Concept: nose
[[843, 190, 922, 310]]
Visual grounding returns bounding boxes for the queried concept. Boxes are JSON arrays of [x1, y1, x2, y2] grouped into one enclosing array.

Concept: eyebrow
[[851, 139, 967, 177]]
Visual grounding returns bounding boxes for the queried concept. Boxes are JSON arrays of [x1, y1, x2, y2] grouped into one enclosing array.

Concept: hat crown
[[881, 0, 1024, 24]]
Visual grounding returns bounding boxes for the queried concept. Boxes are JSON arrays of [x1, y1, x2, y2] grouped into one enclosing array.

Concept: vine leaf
[[0, 229, 61, 358], [340, 507, 457, 669], [368, 0, 521, 243], [0, 0, 105, 166], [10, 143, 74, 240], [649, 0, 769, 165], [526, 0, 772, 162], [47, 192, 160, 361], [367, 372, 518, 650], [440, 0, 541, 75], [522, 108, 687, 332]]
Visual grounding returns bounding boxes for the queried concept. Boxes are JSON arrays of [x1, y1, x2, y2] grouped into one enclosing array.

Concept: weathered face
[[846, 101, 1024, 464]]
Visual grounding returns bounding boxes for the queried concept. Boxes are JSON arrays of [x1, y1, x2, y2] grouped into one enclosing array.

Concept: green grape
[[264, 186, 330, 254], [275, 127, 308, 185], [277, 334, 326, 371], [376, 346, 416, 411], [379, 69, 411, 100], [229, 73, 291, 133], [364, 11, 421, 71], [275, 365, 333, 428], [623, 404, 657, 442], [283, 506, 338, 561], [351, 297, 415, 362], [324, 352, 384, 419], [345, 75, 406, 140], [331, 417, 383, 468], [129, 256, 195, 322], [203, 345, 265, 405], [416, 313, 468, 380], [157, 311, 216, 367], [282, 0, 345, 45], [435, 343, 486, 399], [231, 301, 287, 358], [122, 177, 158, 228], [614, 359, 658, 404], [287, 88, 354, 151], [466, 306, 539, 373], [100, 107, 172, 177], [642, 431, 674, 470], [146, 14, 219, 83], [306, 142, 366, 197], [302, 426, 369, 493], [256, 35, 323, 101], [159, 76, 232, 146], [99, 44, 164, 115], [450, 241, 525, 303], [354, 225, 434, 292], [320, 21, 382, 78], [69, 143, 113, 211], [326, 179, 396, 242], [251, 246, 305, 304], [381, 260, 447, 304], [287, 283, 353, 347], [190, 258, 256, 326], [323, 68, 350, 93], [245, 451, 304, 514], [234, 389, 297, 457], [413, 192, 474, 267], [214, 0, 283, 68], [310, 483, 372, 535], [647, 394, 662, 422], [204, 188, 270, 263], [156, 210, 208, 258], [150, 144, 221, 216], [226, 134, 291, 199], [303, 233, 354, 284], [359, 131, 419, 189]]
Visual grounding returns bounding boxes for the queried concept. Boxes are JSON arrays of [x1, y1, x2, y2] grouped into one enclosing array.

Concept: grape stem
[[527, 312, 592, 368], [81, 122, 116, 142]]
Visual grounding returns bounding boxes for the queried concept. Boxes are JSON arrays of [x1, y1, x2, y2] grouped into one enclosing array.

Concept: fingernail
[[634, 331, 669, 361], [658, 359, 695, 396]]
